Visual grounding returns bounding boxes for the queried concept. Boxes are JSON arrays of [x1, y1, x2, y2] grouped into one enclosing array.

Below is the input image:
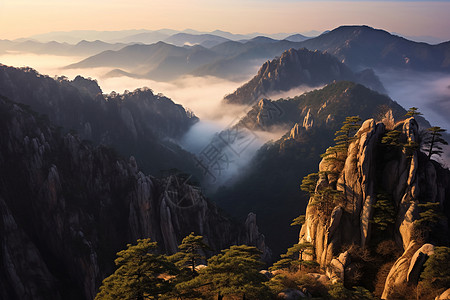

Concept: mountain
[[65, 42, 222, 81], [0, 39, 127, 56], [214, 81, 414, 256], [296, 25, 450, 72], [65, 37, 311, 81], [110, 31, 171, 44], [284, 33, 310, 42], [223, 48, 386, 105], [0, 64, 198, 176], [28, 29, 157, 44], [192, 39, 308, 80], [0, 95, 269, 300], [164, 33, 231, 48], [298, 115, 450, 298]]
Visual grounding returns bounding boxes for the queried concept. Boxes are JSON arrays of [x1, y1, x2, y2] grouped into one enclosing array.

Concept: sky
[[1, 0, 450, 40]]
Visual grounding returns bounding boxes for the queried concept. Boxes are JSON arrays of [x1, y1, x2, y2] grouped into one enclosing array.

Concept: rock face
[[0, 97, 268, 300], [218, 81, 411, 256], [297, 116, 450, 298], [223, 47, 386, 105], [0, 64, 199, 175]]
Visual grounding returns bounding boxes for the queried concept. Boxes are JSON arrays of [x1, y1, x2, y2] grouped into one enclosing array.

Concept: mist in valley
[[0, 52, 291, 185], [1, 52, 449, 186]]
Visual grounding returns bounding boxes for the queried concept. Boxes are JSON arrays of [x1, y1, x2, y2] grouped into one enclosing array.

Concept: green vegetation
[[168, 232, 210, 279], [419, 246, 450, 298], [321, 115, 362, 163], [405, 107, 422, 117], [381, 129, 402, 147], [174, 245, 270, 300], [422, 126, 448, 159], [95, 239, 177, 300], [271, 243, 318, 272], [371, 192, 396, 232], [413, 202, 447, 242]]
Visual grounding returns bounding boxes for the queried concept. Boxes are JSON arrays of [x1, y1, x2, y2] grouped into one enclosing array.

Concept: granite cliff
[[298, 116, 450, 298], [0, 96, 268, 300], [0, 64, 198, 175]]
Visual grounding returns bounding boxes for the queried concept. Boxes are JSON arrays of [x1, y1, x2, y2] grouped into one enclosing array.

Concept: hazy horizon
[[1, 1, 450, 41]]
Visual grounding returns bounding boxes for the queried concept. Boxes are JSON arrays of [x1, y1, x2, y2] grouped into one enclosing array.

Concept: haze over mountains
[[1, 23, 450, 300], [58, 26, 450, 85]]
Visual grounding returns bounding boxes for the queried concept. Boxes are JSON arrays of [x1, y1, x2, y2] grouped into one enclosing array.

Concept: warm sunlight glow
[[1, 1, 450, 40]]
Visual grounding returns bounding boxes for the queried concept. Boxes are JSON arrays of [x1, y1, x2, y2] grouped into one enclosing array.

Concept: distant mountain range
[[0, 39, 128, 56], [65, 38, 309, 81], [297, 25, 450, 72], [61, 25, 450, 83], [26, 29, 303, 44]]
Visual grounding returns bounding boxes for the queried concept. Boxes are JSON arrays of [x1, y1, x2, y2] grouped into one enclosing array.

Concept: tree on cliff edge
[[422, 126, 448, 160]]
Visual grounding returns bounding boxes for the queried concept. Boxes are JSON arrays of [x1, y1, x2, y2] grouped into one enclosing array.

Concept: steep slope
[[223, 48, 386, 105], [298, 116, 450, 298], [0, 64, 199, 176], [214, 82, 408, 256], [297, 25, 450, 72], [0, 96, 268, 300]]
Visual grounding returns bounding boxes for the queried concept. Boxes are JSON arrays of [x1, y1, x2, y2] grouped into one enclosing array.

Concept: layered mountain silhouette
[[0, 39, 127, 56], [66, 42, 223, 81], [64, 25, 450, 82], [298, 25, 450, 72], [163, 33, 231, 48]]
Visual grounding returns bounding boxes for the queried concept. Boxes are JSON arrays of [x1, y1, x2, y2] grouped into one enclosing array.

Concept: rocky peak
[[70, 75, 102, 97], [302, 108, 314, 130], [223, 47, 386, 105], [298, 116, 450, 298]]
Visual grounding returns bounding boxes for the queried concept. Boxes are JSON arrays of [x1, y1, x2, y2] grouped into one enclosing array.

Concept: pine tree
[[179, 245, 270, 300], [414, 202, 446, 241], [300, 173, 319, 197], [95, 239, 177, 300], [271, 243, 317, 272], [422, 126, 448, 160], [405, 107, 422, 117], [169, 232, 210, 279], [371, 192, 396, 231], [381, 130, 402, 147], [420, 247, 450, 297], [291, 214, 306, 227]]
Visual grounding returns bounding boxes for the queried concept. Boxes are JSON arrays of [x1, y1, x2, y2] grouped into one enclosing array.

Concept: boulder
[[407, 244, 435, 284]]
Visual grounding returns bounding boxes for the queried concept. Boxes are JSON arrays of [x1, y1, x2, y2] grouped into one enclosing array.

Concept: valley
[[1, 21, 450, 300]]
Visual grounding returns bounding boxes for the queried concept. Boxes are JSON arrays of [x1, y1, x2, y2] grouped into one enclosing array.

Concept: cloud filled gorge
[[378, 69, 450, 131], [377, 69, 450, 166], [0, 53, 292, 185]]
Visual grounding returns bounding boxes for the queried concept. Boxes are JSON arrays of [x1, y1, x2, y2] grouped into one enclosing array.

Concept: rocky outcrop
[[406, 243, 435, 284], [297, 116, 450, 297], [0, 97, 268, 300]]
